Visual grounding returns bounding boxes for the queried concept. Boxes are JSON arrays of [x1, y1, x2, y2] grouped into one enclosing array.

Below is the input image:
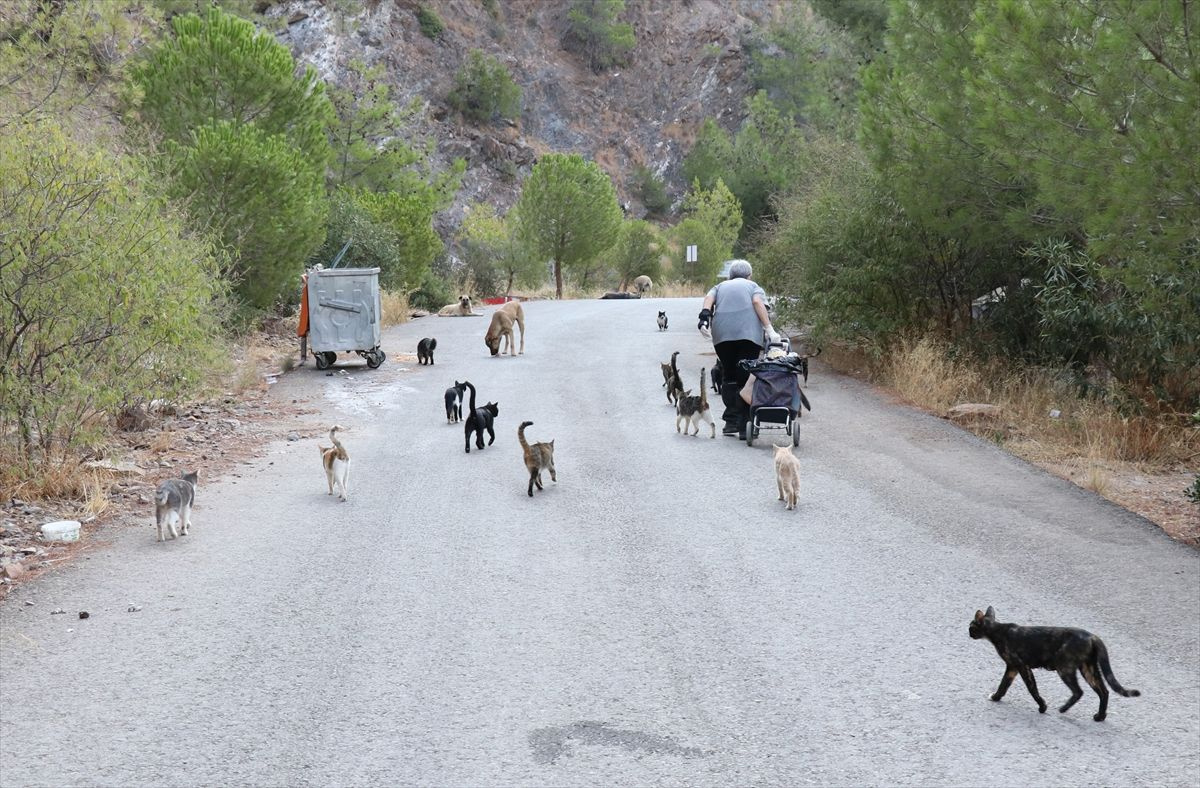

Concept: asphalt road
[[2, 298, 1197, 787]]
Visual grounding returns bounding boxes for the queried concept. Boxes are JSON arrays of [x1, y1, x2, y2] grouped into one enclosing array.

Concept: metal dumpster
[[301, 267, 386, 370]]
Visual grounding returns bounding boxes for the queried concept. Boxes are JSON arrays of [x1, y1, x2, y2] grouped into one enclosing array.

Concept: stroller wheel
[[792, 418, 800, 447], [746, 421, 755, 447]]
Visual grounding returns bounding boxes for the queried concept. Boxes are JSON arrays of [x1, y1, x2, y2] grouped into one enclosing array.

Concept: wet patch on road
[[528, 720, 710, 764]]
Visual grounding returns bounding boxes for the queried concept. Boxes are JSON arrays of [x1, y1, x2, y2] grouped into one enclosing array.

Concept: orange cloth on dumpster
[[297, 273, 309, 337]]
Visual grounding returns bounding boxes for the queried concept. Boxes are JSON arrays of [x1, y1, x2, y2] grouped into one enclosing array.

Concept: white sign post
[[685, 245, 697, 263]]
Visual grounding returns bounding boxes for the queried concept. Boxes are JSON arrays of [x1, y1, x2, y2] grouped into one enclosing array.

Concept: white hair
[[729, 260, 753, 279]]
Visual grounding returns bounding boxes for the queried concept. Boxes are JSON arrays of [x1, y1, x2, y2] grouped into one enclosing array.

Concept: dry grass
[[876, 336, 1198, 466], [380, 290, 411, 326], [655, 281, 708, 298]]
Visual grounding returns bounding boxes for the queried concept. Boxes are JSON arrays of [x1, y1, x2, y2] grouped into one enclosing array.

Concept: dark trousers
[[715, 339, 762, 432]]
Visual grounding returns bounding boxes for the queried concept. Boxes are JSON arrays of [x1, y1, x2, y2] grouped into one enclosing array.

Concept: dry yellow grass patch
[[878, 336, 1196, 466], [380, 290, 411, 326]]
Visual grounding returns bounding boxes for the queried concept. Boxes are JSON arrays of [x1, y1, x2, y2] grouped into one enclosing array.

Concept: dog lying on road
[[438, 295, 475, 316]]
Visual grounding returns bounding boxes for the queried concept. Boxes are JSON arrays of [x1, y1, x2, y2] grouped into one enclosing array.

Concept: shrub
[[416, 6, 443, 39], [633, 165, 670, 217], [565, 0, 635, 71], [410, 269, 455, 312], [447, 49, 521, 125], [0, 121, 225, 469]]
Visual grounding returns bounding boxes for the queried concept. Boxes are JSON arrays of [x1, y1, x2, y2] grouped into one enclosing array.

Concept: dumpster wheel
[[366, 349, 386, 369], [314, 351, 336, 370]]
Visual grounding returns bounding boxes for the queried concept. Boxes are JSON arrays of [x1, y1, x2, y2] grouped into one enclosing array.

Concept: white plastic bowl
[[41, 520, 81, 542]]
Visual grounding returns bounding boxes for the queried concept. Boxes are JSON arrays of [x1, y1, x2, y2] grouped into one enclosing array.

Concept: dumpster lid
[[312, 267, 381, 276]]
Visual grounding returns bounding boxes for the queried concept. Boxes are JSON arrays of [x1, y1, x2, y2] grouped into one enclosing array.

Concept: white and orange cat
[[318, 426, 350, 501]]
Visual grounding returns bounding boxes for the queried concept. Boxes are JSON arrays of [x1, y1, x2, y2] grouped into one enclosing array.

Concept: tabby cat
[[663, 351, 685, 405], [518, 421, 556, 497], [675, 368, 715, 438], [969, 606, 1140, 721]]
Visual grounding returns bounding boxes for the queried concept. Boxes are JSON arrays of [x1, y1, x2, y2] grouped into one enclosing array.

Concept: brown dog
[[484, 301, 525, 356]]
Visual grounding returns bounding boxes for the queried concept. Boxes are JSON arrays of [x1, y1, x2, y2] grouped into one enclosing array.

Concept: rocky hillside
[[269, 0, 790, 230]]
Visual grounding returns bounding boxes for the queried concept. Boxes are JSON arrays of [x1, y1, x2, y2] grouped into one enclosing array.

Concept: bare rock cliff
[[270, 0, 788, 230]]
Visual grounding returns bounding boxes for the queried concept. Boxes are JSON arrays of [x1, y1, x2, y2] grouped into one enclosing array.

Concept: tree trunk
[[554, 259, 563, 299], [506, 270, 514, 297]]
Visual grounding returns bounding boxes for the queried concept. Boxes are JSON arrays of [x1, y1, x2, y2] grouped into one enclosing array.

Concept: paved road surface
[[2, 299, 1197, 787]]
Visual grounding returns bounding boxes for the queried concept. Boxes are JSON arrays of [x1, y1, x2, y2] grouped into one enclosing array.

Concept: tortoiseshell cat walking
[[969, 606, 1140, 721]]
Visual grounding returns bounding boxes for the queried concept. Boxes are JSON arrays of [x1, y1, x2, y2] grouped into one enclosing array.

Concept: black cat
[[444, 381, 467, 423], [417, 337, 437, 365], [462, 381, 498, 453], [969, 606, 1140, 721]]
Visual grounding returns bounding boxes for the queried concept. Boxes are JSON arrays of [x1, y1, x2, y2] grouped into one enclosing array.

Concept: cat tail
[[1095, 640, 1140, 697], [329, 426, 346, 454], [670, 351, 680, 381], [464, 381, 476, 412], [699, 368, 708, 409], [518, 421, 533, 451]]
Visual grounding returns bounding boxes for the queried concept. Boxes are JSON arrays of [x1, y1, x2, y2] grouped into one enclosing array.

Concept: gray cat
[[155, 471, 198, 542]]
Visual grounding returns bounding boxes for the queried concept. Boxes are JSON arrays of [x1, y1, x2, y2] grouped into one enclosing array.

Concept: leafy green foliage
[[632, 165, 671, 218], [612, 219, 663, 290], [167, 121, 327, 310], [675, 179, 742, 283], [565, 0, 635, 72], [0, 121, 225, 467], [130, 7, 331, 165], [416, 5, 443, 39], [748, 10, 862, 129], [683, 94, 804, 243], [458, 203, 543, 296], [852, 0, 1200, 408], [448, 49, 521, 125], [327, 58, 464, 200], [410, 268, 455, 312], [129, 6, 332, 310], [514, 153, 622, 297], [1186, 475, 1200, 506]]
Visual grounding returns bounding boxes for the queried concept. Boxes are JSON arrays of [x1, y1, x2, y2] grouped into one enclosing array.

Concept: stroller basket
[[749, 366, 802, 412]]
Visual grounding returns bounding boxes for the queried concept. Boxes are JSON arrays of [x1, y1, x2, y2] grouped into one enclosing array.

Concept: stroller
[[738, 338, 812, 447]]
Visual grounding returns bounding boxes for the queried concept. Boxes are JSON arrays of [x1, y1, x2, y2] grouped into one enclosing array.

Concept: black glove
[[697, 308, 712, 330]]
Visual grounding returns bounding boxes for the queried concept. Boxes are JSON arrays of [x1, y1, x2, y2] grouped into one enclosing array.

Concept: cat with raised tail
[[663, 351, 684, 405], [518, 421, 556, 497], [675, 368, 715, 438], [969, 606, 1140, 721], [318, 426, 350, 501], [463, 381, 498, 453]]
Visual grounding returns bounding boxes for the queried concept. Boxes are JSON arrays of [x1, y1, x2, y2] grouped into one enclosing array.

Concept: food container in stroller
[[738, 353, 811, 447]]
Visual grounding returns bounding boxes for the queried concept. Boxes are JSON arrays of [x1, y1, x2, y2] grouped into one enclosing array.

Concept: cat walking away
[[417, 337, 437, 365], [664, 351, 685, 405], [463, 381, 499, 453], [676, 368, 715, 438], [444, 381, 467, 423], [657, 311, 668, 331], [518, 421, 557, 497], [969, 606, 1140, 721], [319, 426, 351, 501], [154, 471, 198, 541], [773, 445, 801, 510]]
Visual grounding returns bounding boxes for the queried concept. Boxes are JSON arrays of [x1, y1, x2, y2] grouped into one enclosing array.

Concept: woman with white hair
[[697, 260, 780, 437]]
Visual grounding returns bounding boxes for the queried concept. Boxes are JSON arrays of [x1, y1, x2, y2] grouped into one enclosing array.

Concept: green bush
[[1185, 475, 1200, 506], [0, 121, 225, 467], [416, 6, 443, 39], [565, 0, 635, 71], [448, 49, 521, 125], [410, 269, 455, 312], [633, 165, 671, 217]]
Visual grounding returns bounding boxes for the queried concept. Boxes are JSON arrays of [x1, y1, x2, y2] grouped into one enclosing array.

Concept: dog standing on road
[[485, 301, 525, 356]]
